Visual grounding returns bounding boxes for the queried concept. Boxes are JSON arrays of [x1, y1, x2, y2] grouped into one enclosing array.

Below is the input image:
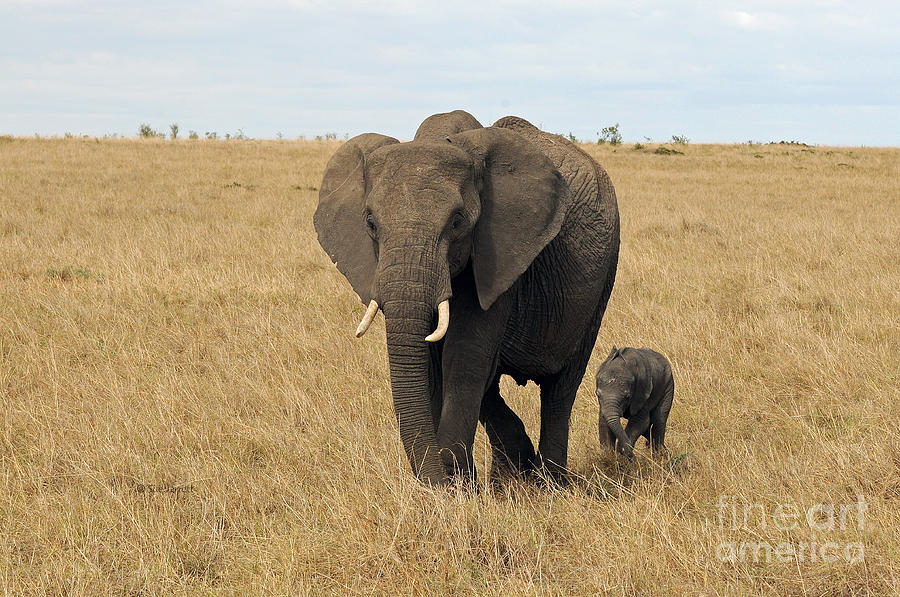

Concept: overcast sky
[[2, 1, 898, 145]]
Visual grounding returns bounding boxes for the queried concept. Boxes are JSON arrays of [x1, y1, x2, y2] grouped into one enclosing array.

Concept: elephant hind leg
[[537, 328, 601, 480], [649, 418, 668, 452], [536, 369, 583, 481], [479, 375, 536, 479], [649, 378, 674, 452]]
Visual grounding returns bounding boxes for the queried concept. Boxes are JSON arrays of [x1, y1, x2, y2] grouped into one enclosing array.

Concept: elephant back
[[493, 116, 617, 219]]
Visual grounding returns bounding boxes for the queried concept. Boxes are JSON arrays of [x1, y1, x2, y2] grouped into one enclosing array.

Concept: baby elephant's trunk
[[601, 400, 633, 457]]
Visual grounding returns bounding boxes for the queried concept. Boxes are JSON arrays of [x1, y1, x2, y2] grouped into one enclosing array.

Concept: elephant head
[[314, 118, 569, 482], [413, 109, 484, 141], [596, 347, 653, 458]]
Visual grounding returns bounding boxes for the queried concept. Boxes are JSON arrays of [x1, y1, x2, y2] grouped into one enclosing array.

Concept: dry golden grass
[[1, 136, 898, 595]]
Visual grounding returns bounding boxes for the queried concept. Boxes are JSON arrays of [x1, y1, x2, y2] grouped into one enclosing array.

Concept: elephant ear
[[314, 133, 399, 303], [448, 127, 569, 310], [628, 354, 654, 415]]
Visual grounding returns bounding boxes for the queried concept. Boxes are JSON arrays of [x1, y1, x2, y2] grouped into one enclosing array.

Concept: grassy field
[[1, 136, 898, 595]]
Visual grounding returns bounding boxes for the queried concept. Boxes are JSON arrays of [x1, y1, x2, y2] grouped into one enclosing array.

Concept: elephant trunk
[[383, 313, 446, 483], [601, 396, 632, 456], [377, 240, 451, 484]]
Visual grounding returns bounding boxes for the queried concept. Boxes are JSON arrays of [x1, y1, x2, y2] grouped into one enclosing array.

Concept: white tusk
[[424, 300, 450, 342], [355, 300, 379, 337]]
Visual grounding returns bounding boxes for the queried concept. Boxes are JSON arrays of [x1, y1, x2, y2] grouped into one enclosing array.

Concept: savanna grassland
[[1, 135, 899, 595]]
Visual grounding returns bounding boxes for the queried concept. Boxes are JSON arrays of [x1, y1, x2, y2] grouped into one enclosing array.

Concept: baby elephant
[[596, 346, 674, 458]]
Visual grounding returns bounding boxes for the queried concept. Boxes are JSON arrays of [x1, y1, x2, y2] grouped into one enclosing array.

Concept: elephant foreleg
[[480, 375, 536, 479], [437, 275, 512, 479], [625, 414, 651, 448]]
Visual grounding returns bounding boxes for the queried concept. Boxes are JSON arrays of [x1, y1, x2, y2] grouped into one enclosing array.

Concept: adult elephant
[[314, 110, 619, 484]]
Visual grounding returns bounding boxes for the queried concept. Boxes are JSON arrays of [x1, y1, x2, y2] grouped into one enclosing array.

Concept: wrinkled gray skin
[[315, 110, 619, 484], [596, 346, 674, 458]]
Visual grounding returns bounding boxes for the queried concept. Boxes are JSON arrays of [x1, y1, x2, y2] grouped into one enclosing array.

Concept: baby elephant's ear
[[631, 358, 654, 414], [314, 133, 399, 303]]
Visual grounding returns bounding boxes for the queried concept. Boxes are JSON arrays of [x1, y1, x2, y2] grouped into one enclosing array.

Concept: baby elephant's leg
[[649, 379, 674, 452], [649, 413, 669, 452], [625, 414, 651, 449]]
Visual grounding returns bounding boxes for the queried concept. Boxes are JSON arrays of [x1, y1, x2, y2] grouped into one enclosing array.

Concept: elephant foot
[[489, 444, 536, 482], [531, 455, 572, 488], [442, 472, 480, 494], [649, 443, 669, 459], [530, 467, 570, 489], [440, 445, 478, 482]]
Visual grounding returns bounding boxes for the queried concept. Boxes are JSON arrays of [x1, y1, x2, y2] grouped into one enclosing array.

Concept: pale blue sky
[[2, 1, 898, 145]]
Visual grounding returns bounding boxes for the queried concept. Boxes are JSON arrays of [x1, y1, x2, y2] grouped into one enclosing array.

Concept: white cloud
[[723, 10, 790, 31], [775, 62, 822, 79], [820, 12, 872, 28]]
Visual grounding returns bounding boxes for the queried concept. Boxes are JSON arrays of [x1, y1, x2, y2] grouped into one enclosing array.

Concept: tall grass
[[1, 137, 898, 594]]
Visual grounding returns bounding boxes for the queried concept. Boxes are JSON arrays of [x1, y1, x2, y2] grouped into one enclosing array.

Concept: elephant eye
[[450, 212, 465, 231], [365, 212, 377, 236]]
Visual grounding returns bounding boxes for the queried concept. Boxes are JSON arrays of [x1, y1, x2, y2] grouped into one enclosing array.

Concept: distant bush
[[769, 140, 810, 147], [205, 131, 217, 140], [169, 123, 179, 140], [220, 130, 251, 141], [654, 146, 684, 156], [138, 123, 157, 138], [671, 134, 690, 145], [633, 143, 645, 150], [188, 130, 199, 140], [597, 124, 622, 145]]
